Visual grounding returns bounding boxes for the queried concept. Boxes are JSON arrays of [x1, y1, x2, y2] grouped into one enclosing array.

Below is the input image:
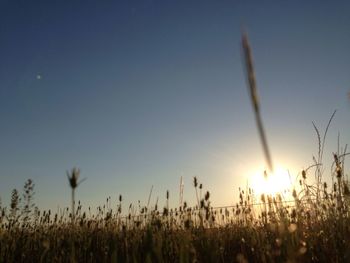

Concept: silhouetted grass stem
[[242, 32, 274, 173]]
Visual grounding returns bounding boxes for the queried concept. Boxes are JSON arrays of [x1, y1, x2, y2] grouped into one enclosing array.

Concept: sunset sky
[[0, 0, 349, 211]]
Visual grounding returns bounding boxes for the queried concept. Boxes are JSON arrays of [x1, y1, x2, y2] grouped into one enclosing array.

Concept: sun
[[250, 166, 292, 197]]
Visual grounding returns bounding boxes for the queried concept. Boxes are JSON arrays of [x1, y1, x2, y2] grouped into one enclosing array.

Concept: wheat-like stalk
[[242, 32, 274, 173], [67, 167, 85, 223]]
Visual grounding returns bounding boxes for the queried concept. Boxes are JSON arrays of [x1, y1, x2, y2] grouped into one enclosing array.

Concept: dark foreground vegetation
[[0, 152, 349, 263]]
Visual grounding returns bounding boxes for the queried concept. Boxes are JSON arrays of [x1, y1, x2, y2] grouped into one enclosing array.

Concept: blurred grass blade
[[242, 32, 274, 173]]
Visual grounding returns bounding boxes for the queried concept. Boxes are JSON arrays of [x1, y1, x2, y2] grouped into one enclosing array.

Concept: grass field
[[0, 160, 349, 262]]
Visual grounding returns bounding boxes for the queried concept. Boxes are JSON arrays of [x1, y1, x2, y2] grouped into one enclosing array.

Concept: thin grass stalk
[[72, 188, 75, 223], [146, 185, 153, 211], [179, 176, 184, 207], [242, 32, 274, 173], [312, 110, 336, 201]]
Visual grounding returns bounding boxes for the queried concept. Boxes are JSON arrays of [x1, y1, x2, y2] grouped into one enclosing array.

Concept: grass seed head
[[193, 177, 198, 188], [302, 170, 306, 179], [67, 167, 80, 189]]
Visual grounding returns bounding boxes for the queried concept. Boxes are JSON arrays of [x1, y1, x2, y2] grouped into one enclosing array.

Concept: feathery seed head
[[67, 167, 80, 189]]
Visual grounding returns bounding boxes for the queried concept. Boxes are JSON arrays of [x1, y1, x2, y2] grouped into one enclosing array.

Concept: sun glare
[[250, 167, 292, 197]]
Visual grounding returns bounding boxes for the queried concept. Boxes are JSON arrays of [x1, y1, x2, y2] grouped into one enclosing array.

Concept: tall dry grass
[[0, 163, 349, 262]]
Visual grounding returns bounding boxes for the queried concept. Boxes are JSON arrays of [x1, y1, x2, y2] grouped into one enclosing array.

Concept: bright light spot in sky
[[250, 166, 292, 197], [36, 74, 42, 80]]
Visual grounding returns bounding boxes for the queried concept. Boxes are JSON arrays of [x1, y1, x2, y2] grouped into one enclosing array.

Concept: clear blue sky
[[0, 0, 349, 211]]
